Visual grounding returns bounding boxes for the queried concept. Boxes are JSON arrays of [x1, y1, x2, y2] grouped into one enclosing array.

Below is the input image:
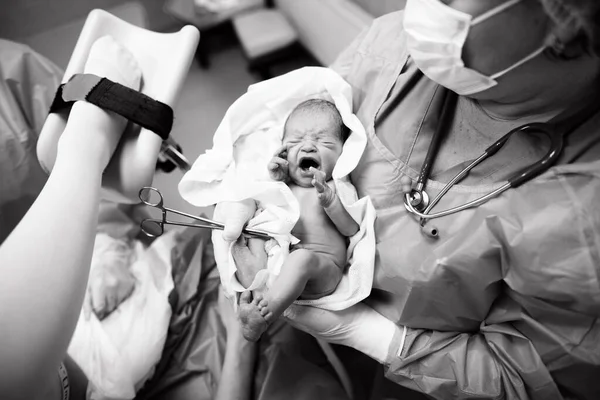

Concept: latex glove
[[213, 199, 257, 242], [283, 302, 399, 364]]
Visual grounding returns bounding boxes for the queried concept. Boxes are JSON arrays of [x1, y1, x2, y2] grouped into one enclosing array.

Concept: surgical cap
[[539, 0, 600, 55]]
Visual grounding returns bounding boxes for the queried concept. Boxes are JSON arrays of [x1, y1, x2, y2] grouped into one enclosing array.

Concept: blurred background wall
[[0, 0, 173, 40]]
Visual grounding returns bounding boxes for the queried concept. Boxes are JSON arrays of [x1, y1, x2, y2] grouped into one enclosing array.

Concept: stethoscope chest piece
[[404, 189, 430, 213], [404, 189, 440, 239]]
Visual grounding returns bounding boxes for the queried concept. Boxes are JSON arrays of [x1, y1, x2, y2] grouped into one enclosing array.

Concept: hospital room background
[[0, 0, 405, 216], [0, 1, 418, 399]]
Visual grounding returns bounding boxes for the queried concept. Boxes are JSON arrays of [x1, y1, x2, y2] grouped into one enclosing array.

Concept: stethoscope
[[377, 71, 599, 239]]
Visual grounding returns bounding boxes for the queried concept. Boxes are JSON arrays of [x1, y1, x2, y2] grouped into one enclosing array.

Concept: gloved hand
[[213, 198, 257, 242], [283, 302, 399, 364]]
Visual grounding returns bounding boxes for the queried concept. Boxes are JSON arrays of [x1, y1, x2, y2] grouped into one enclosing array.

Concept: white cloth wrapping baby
[[179, 66, 376, 310]]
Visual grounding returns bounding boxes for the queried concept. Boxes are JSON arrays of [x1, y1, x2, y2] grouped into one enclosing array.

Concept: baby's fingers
[[310, 167, 326, 190], [273, 143, 289, 159], [268, 157, 288, 171], [312, 177, 325, 193]]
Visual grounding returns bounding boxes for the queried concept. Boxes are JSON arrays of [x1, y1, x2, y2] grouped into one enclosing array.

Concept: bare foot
[[238, 291, 270, 342], [257, 297, 274, 321], [310, 167, 335, 207], [61, 36, 142, 166]]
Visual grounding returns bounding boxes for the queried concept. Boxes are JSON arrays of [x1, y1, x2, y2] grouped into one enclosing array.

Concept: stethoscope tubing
[[408, 123, 563, 221], [404, 182, 510, 220], [374, 65, 599, 232]]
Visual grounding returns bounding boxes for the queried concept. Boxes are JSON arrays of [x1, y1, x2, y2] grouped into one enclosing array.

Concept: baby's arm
[[310, 167, 359, 237], [267, 144, 290, 182]]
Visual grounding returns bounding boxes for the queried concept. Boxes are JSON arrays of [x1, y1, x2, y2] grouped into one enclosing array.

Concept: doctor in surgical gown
[[227, 4, 600, 400], [327, 8, 600, 400]]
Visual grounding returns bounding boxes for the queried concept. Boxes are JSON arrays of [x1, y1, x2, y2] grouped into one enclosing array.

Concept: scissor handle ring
[[139, 186, 164, 207], [140, 218, 165, 238]]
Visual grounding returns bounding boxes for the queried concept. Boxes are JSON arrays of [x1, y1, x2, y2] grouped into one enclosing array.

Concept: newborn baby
[[238, 99, 359, 341]]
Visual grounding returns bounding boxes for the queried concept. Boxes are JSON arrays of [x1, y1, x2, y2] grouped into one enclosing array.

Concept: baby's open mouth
[[299, 156, 320, 171]]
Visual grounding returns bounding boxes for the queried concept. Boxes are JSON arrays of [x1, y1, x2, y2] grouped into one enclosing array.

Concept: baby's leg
[[59, 36, 141, 166], [238, 249, 334, 342]]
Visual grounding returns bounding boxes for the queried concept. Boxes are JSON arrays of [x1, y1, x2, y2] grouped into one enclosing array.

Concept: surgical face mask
[[403, 0, 547, 96]]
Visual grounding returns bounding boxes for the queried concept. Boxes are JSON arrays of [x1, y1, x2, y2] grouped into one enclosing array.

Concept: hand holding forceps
[[138, 187, 273, 239]]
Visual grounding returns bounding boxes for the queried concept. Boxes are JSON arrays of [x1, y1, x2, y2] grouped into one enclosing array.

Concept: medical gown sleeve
[[329, 26, 369, 80], [384, 314, 563, 399], [382, 170, 600, 400]]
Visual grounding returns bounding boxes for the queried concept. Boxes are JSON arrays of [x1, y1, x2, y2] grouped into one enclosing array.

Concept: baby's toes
[[252, 293, 263, 306], [263, 311, 274, 322]]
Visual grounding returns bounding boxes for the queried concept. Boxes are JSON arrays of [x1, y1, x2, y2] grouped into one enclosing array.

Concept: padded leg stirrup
[[50, 73, 174, 140]]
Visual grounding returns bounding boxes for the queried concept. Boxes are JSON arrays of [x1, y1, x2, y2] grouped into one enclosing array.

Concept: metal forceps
[[138, 187, 273, 239]]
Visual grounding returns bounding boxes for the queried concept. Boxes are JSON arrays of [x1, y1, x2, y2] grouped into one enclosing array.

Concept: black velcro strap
[[49, 83, 69, 114], [49, 74, 173, 140]]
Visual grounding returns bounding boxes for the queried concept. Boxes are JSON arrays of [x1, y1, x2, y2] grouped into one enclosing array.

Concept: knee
[[290, 249, 320, 276]]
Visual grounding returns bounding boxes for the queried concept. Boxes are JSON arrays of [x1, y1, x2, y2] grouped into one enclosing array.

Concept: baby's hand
[[310, 167, 336, 207], [268, 144, 289, 182]]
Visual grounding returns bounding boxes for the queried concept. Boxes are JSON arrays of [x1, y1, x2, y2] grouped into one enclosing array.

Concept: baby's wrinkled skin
[[238, 101, 358, 342]]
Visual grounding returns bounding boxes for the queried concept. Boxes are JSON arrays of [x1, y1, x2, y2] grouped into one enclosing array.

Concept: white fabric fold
[[179, 66, 376, 310]]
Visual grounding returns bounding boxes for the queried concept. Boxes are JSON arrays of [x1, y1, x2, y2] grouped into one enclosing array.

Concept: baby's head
[[282, 99, 350, 187]]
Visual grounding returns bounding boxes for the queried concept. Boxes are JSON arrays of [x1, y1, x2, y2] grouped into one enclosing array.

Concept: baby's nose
[[300, 142, 317, 152]]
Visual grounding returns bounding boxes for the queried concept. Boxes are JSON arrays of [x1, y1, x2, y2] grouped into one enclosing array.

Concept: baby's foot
[[257, 297, 274, 322], [310, 167, 335, 207], [63, 36, 142, 165], [238, 291, 270, 342]]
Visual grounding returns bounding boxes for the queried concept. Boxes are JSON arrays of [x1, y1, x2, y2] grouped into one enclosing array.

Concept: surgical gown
[[331, 11, 600, 400], [0, 39, 62, 243]]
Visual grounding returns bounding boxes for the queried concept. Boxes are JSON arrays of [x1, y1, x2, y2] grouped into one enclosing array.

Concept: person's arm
[[0, 36, 138, 399], [384, 323, 563, 399], [215, 329, 257, 400], [215, 289, 258, 400], [284, 300, 564, 400], [0, 104, 116, 399], [311, 167, 358, 237], [322, 194, 359, 237]]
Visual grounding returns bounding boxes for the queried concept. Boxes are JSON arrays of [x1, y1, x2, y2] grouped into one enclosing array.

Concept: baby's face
[[283, 111, 344, 187]]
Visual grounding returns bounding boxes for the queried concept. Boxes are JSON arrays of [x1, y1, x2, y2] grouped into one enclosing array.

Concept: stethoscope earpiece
[[421, 224, 439, 239]]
